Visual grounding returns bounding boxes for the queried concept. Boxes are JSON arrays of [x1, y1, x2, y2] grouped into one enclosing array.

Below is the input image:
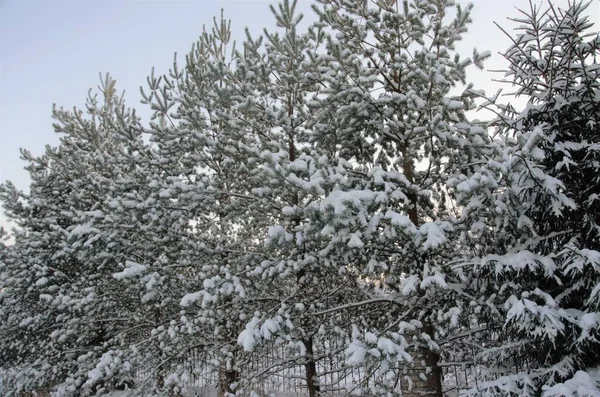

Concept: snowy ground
[[107, 386, 219, 397], [107, 387, 312, 397]]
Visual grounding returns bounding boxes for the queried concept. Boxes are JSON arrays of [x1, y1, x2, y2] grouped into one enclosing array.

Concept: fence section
[[140, 330, 494, 397]]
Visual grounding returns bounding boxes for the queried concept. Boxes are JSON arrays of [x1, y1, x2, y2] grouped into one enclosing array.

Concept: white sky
[[0, 0, 599, 230]]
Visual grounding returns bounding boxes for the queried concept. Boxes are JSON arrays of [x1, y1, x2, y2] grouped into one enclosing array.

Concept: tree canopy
[[1, 1, 599, 396]]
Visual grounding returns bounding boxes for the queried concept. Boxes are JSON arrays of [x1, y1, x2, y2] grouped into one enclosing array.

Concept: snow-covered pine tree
[[112, 12, 265, 395], [229, 0, 494, 396], [0, 75, 143, 396], [62, 57, 246, 397], [133, 3, 369, 396], [167, 3, 362, 395], [455, 1, 600, 395], [224, 3, 367, 396], [55, 73, 188, 395], [291, 0, 493, 395]]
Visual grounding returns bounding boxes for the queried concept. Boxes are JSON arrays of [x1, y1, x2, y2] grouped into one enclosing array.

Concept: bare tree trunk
[[303, 337, 320, 397]]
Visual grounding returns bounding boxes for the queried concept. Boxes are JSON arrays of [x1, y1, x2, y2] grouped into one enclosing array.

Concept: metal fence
[[133, 330, 495, 397]]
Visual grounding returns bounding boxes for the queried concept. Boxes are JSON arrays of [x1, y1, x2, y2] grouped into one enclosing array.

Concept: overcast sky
[[1, 0, 599, 229]]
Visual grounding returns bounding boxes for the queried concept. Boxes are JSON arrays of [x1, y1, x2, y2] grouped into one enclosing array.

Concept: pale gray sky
[[1, 0, 599, 230]]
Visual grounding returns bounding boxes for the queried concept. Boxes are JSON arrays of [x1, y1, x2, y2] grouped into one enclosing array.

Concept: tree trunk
[[303, 337, 320, 397], [401, 145, 443, 397], [422, 323, 443, 396], [218, 366, 239, 397]]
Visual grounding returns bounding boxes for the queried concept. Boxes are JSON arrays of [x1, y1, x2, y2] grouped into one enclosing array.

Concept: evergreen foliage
[[0, 1, 599, 396], [455, 1, 600, 395]]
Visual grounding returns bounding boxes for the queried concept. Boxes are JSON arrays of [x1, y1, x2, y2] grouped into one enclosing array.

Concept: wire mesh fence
[[132, 329, 497, 397]]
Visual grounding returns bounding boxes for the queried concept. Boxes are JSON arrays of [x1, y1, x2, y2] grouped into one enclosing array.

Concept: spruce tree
[[455, 1, 600, 395]]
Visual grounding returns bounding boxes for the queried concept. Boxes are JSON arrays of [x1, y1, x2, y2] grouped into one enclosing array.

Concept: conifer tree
[[10, 0, 595, 395], [165, 1, 493, 396], [164, 3, 357, 394], [455, 1, 600, 395], [266, 1, 492, 395], [0, 75, 142, 396]]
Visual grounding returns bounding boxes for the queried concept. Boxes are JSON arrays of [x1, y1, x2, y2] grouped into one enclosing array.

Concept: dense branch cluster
[[1, 1, 599, 396]]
